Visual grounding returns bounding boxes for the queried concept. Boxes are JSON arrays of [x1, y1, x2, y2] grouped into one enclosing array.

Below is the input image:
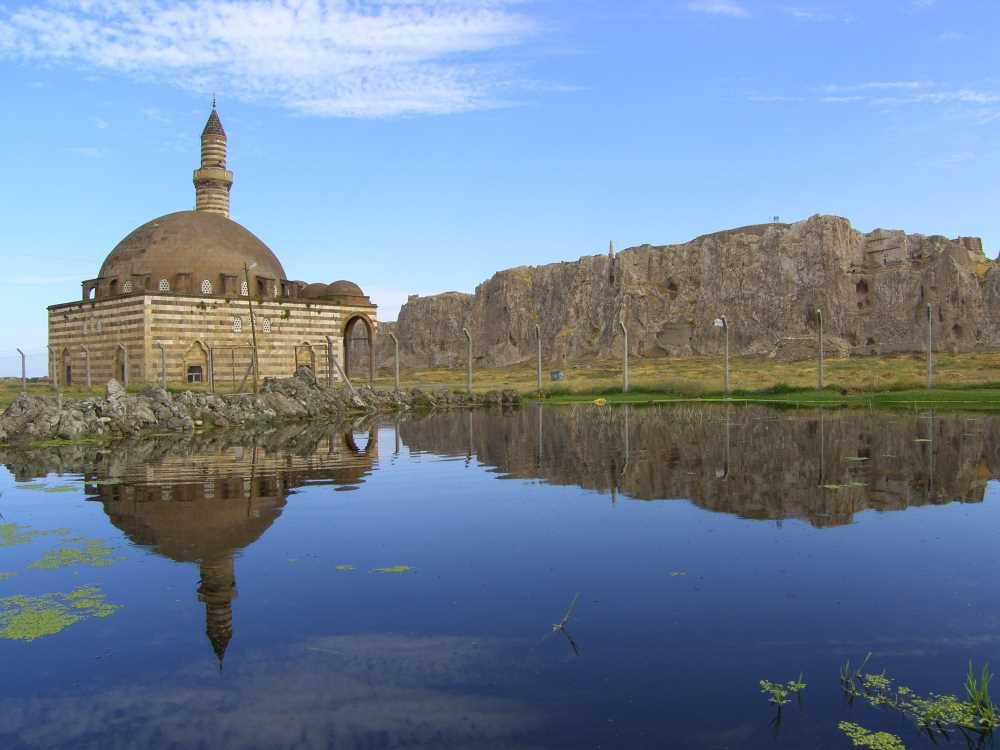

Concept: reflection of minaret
[[198, 554, 237, 668]]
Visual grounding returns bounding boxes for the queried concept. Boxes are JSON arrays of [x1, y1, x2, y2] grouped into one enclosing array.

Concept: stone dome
[[97, 210, 286, 296], [298, 279, 372, 306], [328, 280, 364, 297]]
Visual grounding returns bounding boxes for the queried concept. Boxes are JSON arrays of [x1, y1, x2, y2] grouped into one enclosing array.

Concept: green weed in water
[[838, 722, 905, 750], [14, 483, 45, 490], [759, 675, 806, 707], [0, 585, 120, 641], [335, 565, 355, 572], [29, 539, 122, 570], [371, 565, 413, 574], [0, 572, 17, 581], [839, 656, 999, 740], [40, 484, 80, 494]]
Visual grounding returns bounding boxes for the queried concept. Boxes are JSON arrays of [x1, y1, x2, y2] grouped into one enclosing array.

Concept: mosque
[[47, 106, 377, 390]]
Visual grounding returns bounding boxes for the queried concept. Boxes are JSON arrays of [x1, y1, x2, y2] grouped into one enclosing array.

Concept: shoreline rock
[[0, 369, 519, 444]]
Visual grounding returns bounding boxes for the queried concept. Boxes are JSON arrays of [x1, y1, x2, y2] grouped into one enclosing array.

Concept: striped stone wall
[[48, 294, 378, 390]]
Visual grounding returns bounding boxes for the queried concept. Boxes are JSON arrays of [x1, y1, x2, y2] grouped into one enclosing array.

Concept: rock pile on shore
[[0, 368, 519, 444]]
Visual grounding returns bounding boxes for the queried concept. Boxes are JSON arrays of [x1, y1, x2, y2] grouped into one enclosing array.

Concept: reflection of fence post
[[82, 347, 91, 390], [16, 348, 25, 393], [462, 327, 472, 394], [389, 333, 400, 392], [619, 320, 629, 393], [155, 342, 166, 387], [535, 324, 542, 395], [926, 303, 933, 389], [817, 308, 824, 390]]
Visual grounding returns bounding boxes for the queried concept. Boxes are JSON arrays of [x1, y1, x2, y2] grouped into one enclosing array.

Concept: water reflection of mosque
[[84, 427, 378, 666]]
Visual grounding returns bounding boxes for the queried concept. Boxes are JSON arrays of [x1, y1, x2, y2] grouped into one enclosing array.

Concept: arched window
[[201, 279, 213, 295], [187, 365, 204, 383], [122, 279, 133, 294], [158, 279, 170, 292], [240, 280, 249, 296], [261, 318, 272, 334], [232, 316, 243, 333]]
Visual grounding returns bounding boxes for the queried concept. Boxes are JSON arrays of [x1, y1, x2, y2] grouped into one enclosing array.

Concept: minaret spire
[[193, 104, 233, 216]]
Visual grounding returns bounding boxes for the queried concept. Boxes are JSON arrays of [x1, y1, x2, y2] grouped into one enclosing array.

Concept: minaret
[[192, 101, 233, 217], [197, 554, 237, 668]]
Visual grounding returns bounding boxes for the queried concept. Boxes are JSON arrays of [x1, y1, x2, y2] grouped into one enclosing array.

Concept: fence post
[[156, 342, 166, 387], [535, 324, 542, 395], [817, 308, 824, 390], [926, 303, 933, 389], [619, 320, 629, 394], [389, 333, 400, 392], [82, 347, 91, 390], [462, 327, 472, 394], [48, 345, 60, 393], [325, 335, 335, 387], [16, 348, 25, 393], [208, 347, 216, 393]]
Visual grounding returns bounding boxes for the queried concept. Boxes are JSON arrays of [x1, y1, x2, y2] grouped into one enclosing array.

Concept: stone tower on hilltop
[[192, 105, 233, 216]]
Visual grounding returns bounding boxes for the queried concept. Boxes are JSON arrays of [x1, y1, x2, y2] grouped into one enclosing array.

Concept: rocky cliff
[[378, 215, 1000, 368]]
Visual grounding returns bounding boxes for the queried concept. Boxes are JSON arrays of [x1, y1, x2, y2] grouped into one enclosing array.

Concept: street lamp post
[[714, 316, 730, 396], [927, 303, 933, 390], [817, 308, 824, 390]]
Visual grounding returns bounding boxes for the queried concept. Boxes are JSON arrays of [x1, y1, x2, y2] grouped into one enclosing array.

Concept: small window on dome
[[201, 279, 212, 295], [158, 279, 170, 292], [122, 279, 133, 294], [261, 318, 272, 334], [240, 280, 249, 296], [232, 316, 243, 333]]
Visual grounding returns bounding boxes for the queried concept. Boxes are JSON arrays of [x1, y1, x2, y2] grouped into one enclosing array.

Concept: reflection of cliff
[[0, 422, 378, 666], [400, 406, 1000, 527]]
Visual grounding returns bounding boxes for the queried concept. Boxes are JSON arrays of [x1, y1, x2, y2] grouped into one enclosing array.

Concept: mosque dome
[[97, 211, 286, 296], [300, 279, 371, 305]]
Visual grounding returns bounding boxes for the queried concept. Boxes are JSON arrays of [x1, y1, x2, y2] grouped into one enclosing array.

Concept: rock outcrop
[[0, 369, 519, 444], [378, 215, 998, 368]]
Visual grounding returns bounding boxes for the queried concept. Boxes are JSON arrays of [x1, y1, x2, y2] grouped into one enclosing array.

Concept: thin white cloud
[[66, 146, 102, 157], [92, 117, 110, 129], [687, 1, 749, 18], [0, 0, 541, 118], [779, 6, 857, 23], [142, 106, 171, 123], [823, 81, 933, 93]]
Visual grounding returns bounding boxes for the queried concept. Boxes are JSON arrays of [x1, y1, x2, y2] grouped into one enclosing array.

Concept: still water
[[0, 405, 998, 749]]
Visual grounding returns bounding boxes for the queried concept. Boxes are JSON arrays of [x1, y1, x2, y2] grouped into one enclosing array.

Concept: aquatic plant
[[759, 675, 806, 707], [838, 722, 905, 750], [552, 593, 580, 633], [335, 565, 355, 572], [839, 656, 999, 741], [29, 539, 121, 570], [371, 565, 413, 574], [0, 572, 17, 581], [0, 585, 120, 641]]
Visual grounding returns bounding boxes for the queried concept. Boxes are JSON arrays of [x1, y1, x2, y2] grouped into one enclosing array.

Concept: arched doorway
[[343, 316, 374, 383], [295, 342, 316, 373], [184, 341, 209, 385], [62, 348, 72, 386], [114, 344, 128, 385]]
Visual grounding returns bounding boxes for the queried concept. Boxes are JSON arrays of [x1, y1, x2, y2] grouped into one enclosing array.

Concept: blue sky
[[1, 0, 998, 370]]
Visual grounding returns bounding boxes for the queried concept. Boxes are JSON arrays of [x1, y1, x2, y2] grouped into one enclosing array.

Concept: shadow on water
[[0, 405, 998, 749]]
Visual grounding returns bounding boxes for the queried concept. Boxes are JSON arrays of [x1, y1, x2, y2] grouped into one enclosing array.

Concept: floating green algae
[[14, 483, 46, 490], [29, 539, 122, 570], [335, 565, 356, 572], [0, 523, 63, 549], [40, 484, 81, 494], [371, 565, 414, 575], [0, 572, 17, 581], [0, 585, 120, 641]]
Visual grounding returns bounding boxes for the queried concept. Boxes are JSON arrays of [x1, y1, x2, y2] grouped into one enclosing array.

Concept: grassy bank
[[370, 351, 1000, 411]]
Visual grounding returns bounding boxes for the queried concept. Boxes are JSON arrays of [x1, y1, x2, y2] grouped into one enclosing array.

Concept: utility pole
[[926, 303, 933, 389], [462, 327, 472, 394], [535, 324, 542, 395], [16, 348, 25, 393], [714, 316, 730, 396], [817, 308, 824, 390], [619, 320, 629, 393], [244, 262, 259, 393], [389, 332, 400, 392]]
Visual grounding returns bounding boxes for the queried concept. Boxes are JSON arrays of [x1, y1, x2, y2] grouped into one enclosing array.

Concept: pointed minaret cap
[[202, 108, 225, 137]]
